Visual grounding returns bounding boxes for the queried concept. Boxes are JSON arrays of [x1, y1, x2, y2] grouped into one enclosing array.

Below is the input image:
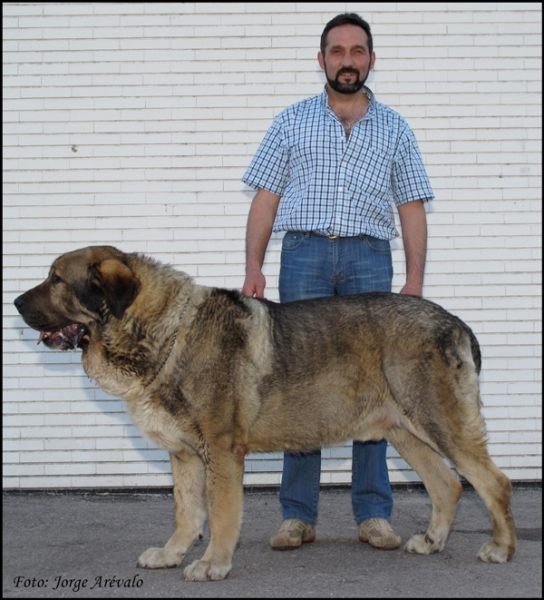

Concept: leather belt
[[309, 232, 339, 240]]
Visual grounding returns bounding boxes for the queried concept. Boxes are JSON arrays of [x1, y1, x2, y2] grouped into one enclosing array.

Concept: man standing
[[241, 13, 434, 551]]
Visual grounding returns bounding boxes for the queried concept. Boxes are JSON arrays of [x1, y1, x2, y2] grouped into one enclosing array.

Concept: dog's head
[[14, 246, 141, 350]]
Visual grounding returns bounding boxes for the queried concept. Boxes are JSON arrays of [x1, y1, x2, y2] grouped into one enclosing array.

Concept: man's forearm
[[397, 200, 428, 296], [245, 189, 281, 272], [242, 189, 281, 298]]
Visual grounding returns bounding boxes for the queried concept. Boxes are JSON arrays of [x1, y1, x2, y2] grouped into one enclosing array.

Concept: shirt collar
[[321, 85, 376, 120]]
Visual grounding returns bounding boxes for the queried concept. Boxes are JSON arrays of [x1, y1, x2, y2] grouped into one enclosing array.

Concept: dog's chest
[[127, 396, 197, 455], [82, 347, 199, 454]]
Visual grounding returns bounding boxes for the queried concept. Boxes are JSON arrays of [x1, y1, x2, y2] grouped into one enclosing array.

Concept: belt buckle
[[328, 235, 338, 240]]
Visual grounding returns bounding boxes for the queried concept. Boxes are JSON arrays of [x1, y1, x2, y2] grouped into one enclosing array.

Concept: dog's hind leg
[[419, 361, 516, 563], [386, 426, 463, 556], [446, 438, 516, 563], [138, 451, 207, 569]]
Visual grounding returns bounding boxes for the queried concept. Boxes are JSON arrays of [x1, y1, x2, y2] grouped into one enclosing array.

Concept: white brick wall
[[3, 3, 541, 489]]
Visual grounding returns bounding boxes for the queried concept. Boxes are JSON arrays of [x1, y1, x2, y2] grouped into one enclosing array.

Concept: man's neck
[[325, 84, 368, 111], [325, 85, 369, 122]]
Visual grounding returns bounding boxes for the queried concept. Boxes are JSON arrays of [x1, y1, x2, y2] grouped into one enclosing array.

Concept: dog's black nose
[[14, 295, 24, 313]]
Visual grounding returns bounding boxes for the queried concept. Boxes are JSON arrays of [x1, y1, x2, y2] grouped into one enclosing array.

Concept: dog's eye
[[51, 274, 62, 284]]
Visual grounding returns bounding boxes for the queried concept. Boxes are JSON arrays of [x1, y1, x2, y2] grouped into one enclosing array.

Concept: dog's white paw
[[404, 534, 440, 555], [477, 541, 512, 563], [182, 559, 231, 581], [137, 546, 185, 569]]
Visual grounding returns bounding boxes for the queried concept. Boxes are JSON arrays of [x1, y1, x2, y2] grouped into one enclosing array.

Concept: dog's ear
[[92, 259, 141, 319]]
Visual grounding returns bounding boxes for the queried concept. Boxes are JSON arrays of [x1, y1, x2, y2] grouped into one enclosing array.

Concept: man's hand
[[399, 282, 423, 298], [242, 269, 266, 298]]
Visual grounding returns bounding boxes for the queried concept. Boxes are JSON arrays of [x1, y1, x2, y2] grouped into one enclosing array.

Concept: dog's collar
[[144, 300, 189, 388]]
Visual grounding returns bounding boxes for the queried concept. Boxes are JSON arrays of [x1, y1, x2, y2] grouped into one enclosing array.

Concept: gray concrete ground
[[3, 484, 541, 598]]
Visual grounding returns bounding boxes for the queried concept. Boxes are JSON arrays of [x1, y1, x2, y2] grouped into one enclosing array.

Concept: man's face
[[318, 24, 376, 95]]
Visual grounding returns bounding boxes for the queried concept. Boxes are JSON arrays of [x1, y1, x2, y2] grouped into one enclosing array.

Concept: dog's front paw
[[137, 546, 184, 569], [477, 540, 514, 563], [182, 559, 231, 581], [404, 534, 440, 555]]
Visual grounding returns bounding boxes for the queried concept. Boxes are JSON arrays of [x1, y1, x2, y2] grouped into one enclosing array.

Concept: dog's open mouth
[[38, 323, 87, 350]]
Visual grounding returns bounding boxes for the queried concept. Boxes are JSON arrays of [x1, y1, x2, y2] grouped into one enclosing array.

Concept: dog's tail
[[467, 325, 482, 375]]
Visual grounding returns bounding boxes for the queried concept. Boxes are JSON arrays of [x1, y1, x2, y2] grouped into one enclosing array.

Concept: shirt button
[[338, 187, 343, 192]]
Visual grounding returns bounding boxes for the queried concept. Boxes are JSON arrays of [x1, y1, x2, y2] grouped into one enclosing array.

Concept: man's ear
[[317, 51, 325, 70]]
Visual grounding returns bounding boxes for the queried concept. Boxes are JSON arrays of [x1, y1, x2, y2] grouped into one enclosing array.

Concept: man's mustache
[[336, 67, 360, 79]]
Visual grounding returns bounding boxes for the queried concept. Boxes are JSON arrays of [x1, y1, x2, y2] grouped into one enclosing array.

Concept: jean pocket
[[281, 231, 307, 252], [362, 235, 391, 255]]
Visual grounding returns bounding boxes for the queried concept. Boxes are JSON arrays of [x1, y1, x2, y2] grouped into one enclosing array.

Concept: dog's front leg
[[182, 442, 245, 582], [138, 451, 206, 569]]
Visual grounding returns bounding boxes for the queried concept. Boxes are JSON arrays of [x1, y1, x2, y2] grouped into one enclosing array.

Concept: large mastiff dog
[[14, 245, 516, 581]]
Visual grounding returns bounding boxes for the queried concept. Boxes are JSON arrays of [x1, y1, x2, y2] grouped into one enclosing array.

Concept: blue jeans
[[278, 231, 394, 526]]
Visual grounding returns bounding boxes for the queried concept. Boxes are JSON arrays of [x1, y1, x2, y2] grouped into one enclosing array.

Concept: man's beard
[[326, 67, 368, 95]]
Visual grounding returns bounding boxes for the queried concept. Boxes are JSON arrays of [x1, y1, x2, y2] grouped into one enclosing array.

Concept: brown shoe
[[270, 519, 316, 550], [358, 518, 402, 550]]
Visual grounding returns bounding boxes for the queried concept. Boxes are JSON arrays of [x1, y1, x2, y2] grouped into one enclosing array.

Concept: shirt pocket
[[347, 141, 393, 201]]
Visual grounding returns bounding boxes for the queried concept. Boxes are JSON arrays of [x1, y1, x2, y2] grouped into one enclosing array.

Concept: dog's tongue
[[37, 324, 84, 349]]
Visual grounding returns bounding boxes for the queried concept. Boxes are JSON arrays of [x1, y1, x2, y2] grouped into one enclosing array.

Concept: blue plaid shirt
[[242, 86, 434, 239]]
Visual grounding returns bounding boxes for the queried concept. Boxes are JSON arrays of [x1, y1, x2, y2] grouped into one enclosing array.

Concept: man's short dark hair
[[320, 13, 373, 56]]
